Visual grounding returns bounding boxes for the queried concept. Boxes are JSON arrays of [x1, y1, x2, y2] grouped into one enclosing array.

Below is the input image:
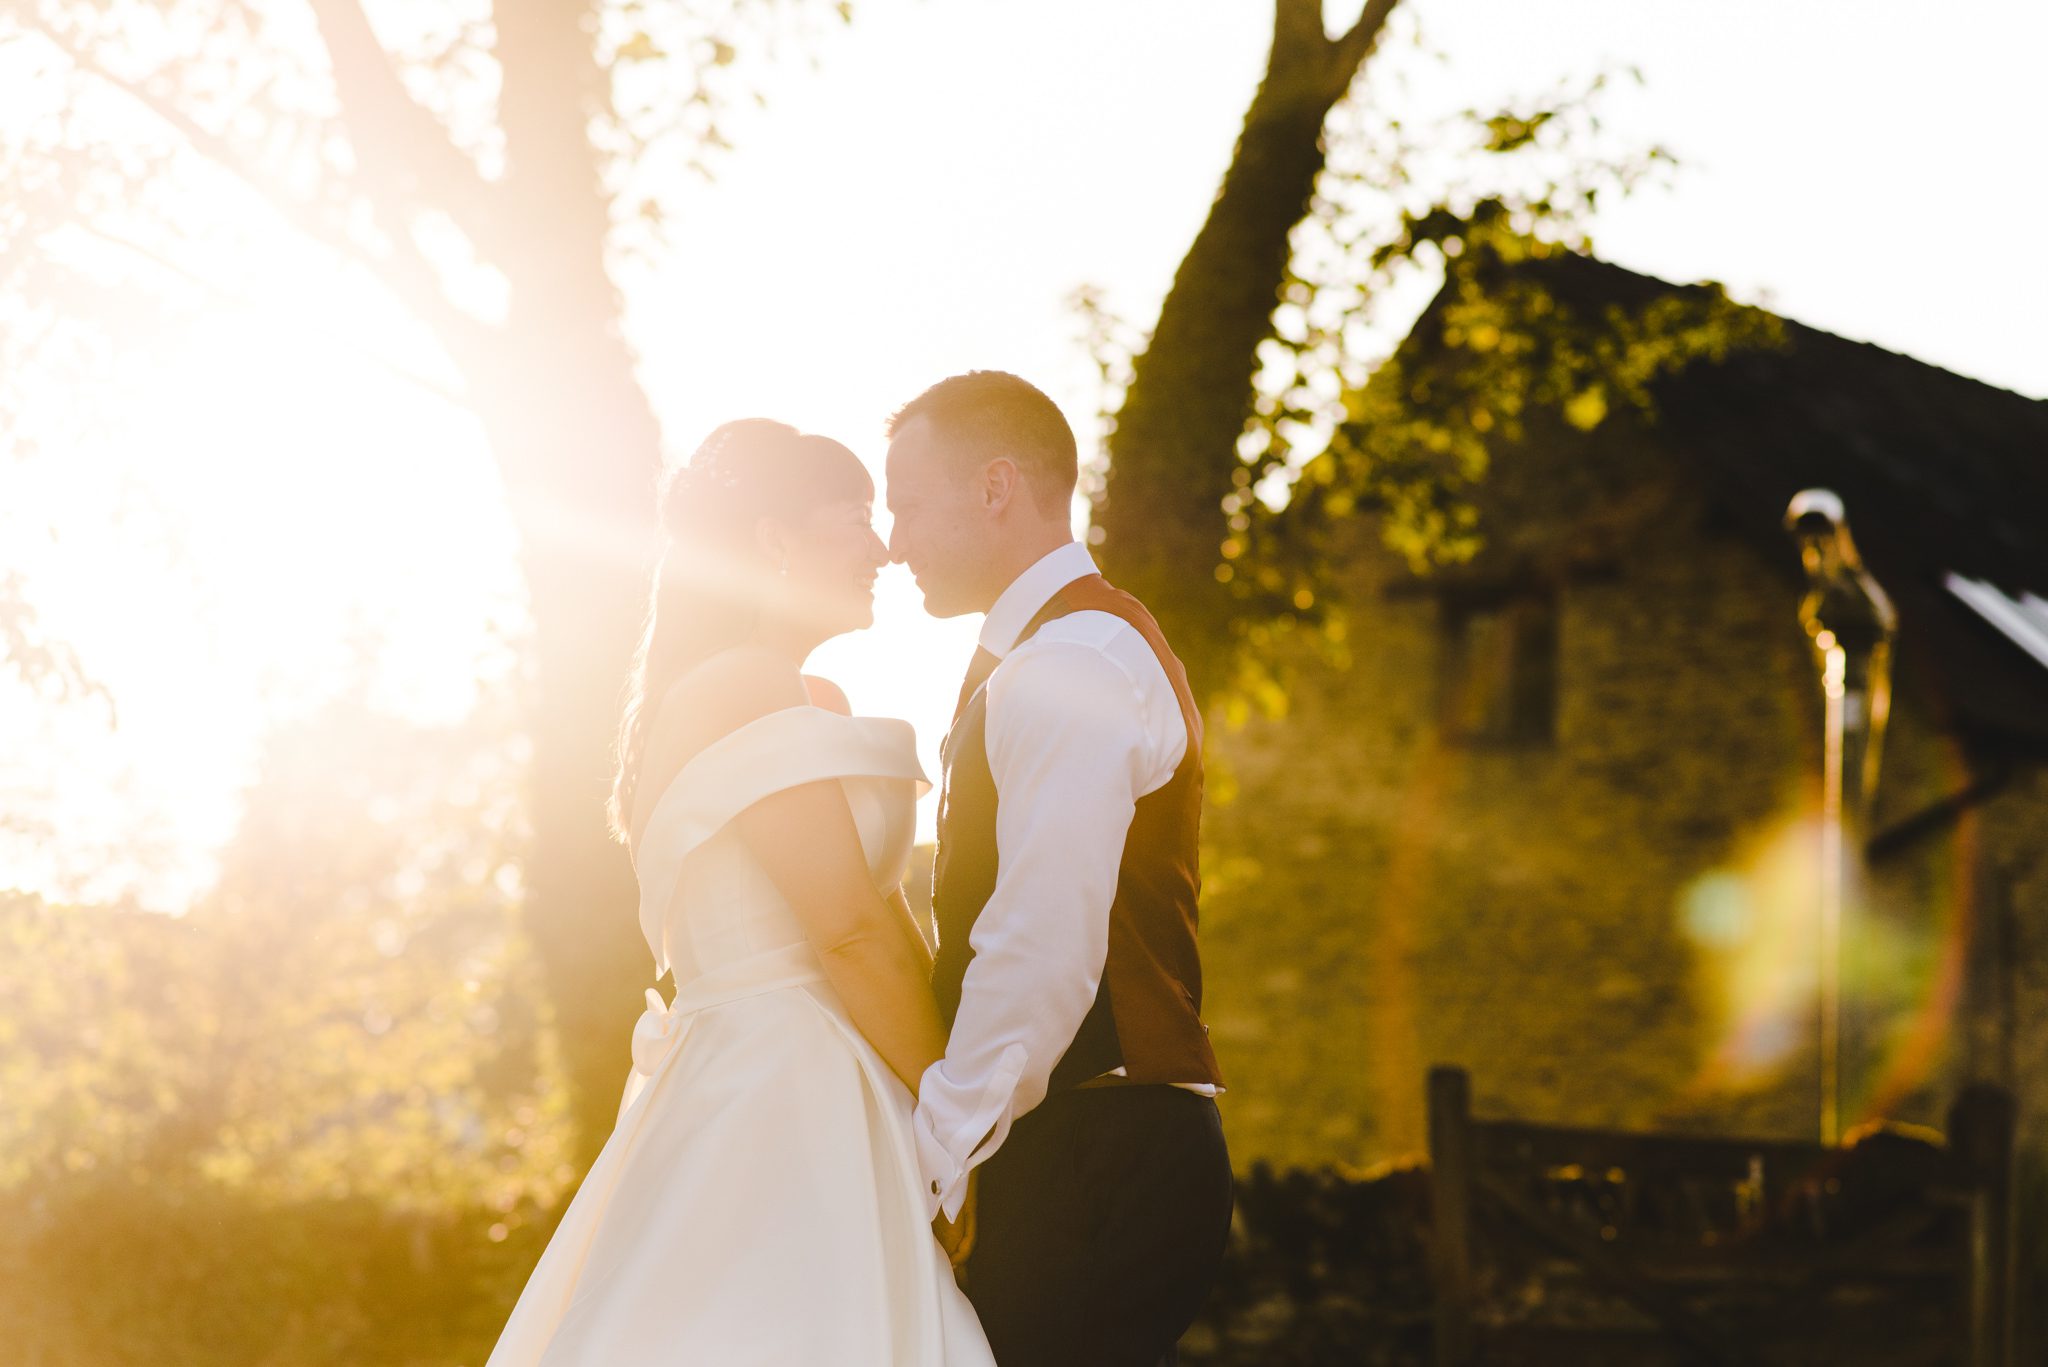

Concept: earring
[[778, 556, 789, 577]]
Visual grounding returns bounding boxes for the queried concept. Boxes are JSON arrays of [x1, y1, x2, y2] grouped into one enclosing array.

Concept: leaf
[[615, 32, 665, 63], [1563, 383, 1609, 431], [1482, 109, 1554, 154]]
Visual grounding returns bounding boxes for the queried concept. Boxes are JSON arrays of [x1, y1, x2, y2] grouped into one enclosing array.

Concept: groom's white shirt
[[912, 541, 1206, 1223]]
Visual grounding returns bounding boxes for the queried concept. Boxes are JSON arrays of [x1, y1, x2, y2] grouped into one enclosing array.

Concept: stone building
[[1200, 256, 2048, 1171]]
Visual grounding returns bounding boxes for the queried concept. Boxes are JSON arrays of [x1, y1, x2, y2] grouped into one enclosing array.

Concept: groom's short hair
[[886, 371, 1078, 516]]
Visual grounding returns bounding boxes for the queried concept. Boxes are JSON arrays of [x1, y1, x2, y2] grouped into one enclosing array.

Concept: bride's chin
[[828, 600, 875, 637]]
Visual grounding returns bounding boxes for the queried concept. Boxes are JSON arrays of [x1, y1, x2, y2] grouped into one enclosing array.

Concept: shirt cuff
[[912, 1042, 1030, 1222]]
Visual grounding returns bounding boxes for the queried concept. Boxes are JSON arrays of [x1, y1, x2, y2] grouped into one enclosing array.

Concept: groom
[[886, 371, 1233, 1366]]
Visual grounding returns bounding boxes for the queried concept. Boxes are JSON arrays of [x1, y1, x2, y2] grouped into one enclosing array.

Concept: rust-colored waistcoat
[[931, 574, 1224, 1094]]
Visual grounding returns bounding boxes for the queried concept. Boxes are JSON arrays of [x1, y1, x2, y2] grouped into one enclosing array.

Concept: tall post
[[1784, 490, 1897, 1145], [1950, 1084, 2016, 1367], [1429, 1066, 1476, 1367], [1818, 633, 1846, 1145]]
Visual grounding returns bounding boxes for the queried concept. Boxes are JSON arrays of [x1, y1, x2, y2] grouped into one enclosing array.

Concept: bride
[[487, 419, 993, 1365]]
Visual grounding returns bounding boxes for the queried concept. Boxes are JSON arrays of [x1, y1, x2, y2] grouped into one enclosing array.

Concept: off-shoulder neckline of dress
[[680, 703, 910, 753], [628, 705, 916, 859]]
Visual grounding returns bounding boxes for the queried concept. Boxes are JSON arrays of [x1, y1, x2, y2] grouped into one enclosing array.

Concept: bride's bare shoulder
[[632, 648, 807, 835], [801, 675, 851, 716], [650, 647, 806, 754]]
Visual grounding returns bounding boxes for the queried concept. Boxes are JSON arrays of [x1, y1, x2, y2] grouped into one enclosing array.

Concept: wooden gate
[[1427, 1066, 2016, 1366]]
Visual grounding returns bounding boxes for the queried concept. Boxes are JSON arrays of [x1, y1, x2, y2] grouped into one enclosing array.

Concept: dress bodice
[[632, 706, 929, 983]]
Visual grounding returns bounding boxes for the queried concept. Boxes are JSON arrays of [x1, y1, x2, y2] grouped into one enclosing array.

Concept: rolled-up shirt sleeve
[[911, 633, 1171, 1221]]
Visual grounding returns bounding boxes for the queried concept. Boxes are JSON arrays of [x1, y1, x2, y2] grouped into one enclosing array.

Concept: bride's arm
[[737, 789, 948, 1096], [803, 676, 938, 975], [884, 885, 937, 973], [672, 655, 947, 1096]]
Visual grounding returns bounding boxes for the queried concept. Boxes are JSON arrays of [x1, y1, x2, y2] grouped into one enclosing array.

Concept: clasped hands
[[932, 1168, 978, 1271]]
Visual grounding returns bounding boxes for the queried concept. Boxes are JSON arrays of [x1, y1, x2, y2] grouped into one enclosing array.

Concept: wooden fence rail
[[1427, 1065, 2016, 1367]]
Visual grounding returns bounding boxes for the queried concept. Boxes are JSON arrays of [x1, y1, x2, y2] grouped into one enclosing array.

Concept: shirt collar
[[979, 541, 1098, 658]]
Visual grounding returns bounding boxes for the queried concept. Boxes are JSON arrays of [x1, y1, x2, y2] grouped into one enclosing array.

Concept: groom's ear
[[980, 457, 1022, 515]]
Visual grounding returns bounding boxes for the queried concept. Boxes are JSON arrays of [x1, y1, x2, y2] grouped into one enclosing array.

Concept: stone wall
[[1198, 423, 2044, 1170]]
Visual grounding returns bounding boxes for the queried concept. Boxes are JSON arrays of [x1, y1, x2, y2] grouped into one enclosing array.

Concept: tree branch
[[25, 23, 364, 266], [1095, 0, 1409, 697], [20, 18, 495, 379], [301, 0, 508, 267], [26, 20, 333, 243], [1270, 0, 1330, 65], [1265, 0, 1406, 117], [1334, 0, 1401, 75], [63, 223, 468, 409]]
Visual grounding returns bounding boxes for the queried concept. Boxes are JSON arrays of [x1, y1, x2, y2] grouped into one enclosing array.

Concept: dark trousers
[[961, 1085, 1233, 1367]]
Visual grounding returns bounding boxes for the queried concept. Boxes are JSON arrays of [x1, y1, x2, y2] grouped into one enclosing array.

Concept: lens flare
[[1678, 731, 1978, 1133]]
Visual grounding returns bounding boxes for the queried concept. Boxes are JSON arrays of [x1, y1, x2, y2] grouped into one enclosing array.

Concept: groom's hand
[[933, 1169, 978, 1269]]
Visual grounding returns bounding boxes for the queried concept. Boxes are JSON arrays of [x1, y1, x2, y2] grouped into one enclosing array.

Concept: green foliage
[[0, 687, 575, 1216], [177, 692, 573, 1216], [1197, 249, 1780, 732], [0, 1174, 548, 1367], [600, 0, 858, 263], [1287, 253, 1785, 577], [0, 684, 582, 1360], [0, 891, 200, 1187], [0, 573, 109, 710], [1231, 66, 1780, 630], [1078, 53, 1783, 719]]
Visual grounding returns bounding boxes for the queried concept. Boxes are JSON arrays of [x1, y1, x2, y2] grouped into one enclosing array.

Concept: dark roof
[[1469, 253, 2048, 746]]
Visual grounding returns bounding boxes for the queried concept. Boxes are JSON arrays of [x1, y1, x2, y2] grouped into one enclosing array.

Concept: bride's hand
[[933, 1168, 978, 1269]]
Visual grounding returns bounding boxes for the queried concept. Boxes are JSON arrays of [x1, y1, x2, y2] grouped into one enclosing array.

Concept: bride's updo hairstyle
[[608, 418, 872, 842]]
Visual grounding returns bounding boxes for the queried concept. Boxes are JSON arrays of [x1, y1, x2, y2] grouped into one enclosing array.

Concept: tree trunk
[[312, 0, 672, 1162], [27, 0, 692, 1162], [478, 2, 666, 1163], [1097, 0, 1397, 700], [519, 541, 653, 1168]]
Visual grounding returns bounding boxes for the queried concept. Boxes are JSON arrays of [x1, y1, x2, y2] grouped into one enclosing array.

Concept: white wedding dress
[[487, 705, 994, 1366]]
